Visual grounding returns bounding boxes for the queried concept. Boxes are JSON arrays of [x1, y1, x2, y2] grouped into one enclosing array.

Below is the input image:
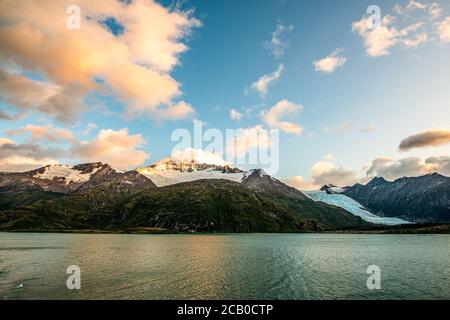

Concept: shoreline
[[1, 223, 450, 235]]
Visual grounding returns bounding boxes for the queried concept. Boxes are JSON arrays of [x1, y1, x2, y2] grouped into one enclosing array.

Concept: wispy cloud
[[246, 64, 284, 97], [351, 3, 437, 57], [229, 109, 243, 121], [264, 23, 294, 59], [437, 17, 450, 43]]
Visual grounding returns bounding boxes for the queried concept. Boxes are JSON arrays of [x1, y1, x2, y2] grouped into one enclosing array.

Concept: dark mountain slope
[[344, 173, 450, 223], [242, 170, 368, 229], [113, 179, 370, 232]]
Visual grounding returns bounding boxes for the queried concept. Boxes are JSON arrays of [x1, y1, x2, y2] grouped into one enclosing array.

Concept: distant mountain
[[343, 173, 450, 223], [0, 161, 371, 232], [0, 162, 108, 194], [0, 163, 156, 211]]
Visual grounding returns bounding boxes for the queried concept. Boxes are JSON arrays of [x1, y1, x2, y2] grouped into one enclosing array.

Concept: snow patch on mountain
[[137, 158, 245, 187], [138, 169, 246, 187], [33, 165, 100, 185], [304, 191, 410, 225]]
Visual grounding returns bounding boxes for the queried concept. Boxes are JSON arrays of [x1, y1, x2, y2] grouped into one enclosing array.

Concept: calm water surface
[[1, 233, 449, 299]]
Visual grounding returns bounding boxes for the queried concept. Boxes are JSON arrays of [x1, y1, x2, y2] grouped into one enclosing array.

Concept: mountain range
[[0, 159, 448, 233], [0, 160, 370, 232]]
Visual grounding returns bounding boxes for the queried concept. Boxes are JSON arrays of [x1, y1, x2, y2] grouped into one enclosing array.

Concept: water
[[1, 232, 449, 300]]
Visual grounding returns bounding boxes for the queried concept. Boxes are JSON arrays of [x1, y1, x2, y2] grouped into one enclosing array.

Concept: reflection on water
[[1, 233, 449, 299]]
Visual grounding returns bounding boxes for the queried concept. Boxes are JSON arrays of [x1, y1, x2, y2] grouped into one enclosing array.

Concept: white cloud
[[264, 23, 294, 58], [352, 10, 429, 57], [437, 17, 450, 43], [283, 175, 318, 191], [352, 15, 400, 57], [402, 32, 428, 47], [246, 64, 284, 97], [0, 0, 200, 122], [261, 100, 303, 135], [226, 125, 272, 158], [313, 48, 347, 73], [229, 109, 243, 121], [171, 148, 229, 166], [323, 154, 335, 161], [71, 129, 149, 170], [284, 160, 359, 190]]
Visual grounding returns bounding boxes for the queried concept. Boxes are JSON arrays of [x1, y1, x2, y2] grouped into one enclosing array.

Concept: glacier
[[303, 191, 410, 225]]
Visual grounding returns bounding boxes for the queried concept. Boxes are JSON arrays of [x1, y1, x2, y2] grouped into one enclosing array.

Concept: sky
[[0, 0, 449, 189]]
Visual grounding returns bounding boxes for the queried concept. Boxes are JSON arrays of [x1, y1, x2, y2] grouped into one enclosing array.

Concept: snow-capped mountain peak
[[32, 162, 107, 185], [136, 158, 245, 187]]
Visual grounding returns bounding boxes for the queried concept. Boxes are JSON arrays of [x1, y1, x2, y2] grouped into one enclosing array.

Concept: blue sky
[[0, 0, 449, 188]]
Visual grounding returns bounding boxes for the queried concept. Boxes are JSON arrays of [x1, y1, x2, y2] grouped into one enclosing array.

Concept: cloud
[[7, 124, 75, 143], [81, 123, 98, 136], [313, 48, 347, 73], [352, 15, 399, 57], [264, 23, 294, 58], [285, 153, 450, 191], [0, 0, 200, 122], [0, 137, 62, 171], [393, 0, 427, 16], [229, 109, 243, 121], [429, 3, 443, 19], [407, 0, 427, 11], [283, 175, 318, 191], [323, 154, 335, 161], [261, 100, 303, 135], [226, 125, 272, 158], [366, 156, 442, 180], [171, 148, 229, 166], [398, 129, 450, 151], [71, 129, 149, 170], [402, 31, 428, 47], [246, 64, 284, 97], [310, 161, 359, 187], [437, 17, 450, 43], [0, 70, 83, 123], [0, 109, 14, 120], [155, 101, 195, 121], [284, 160, 359, 190], [352, 12, 429, 57], [425, 156, 450, 175], [358, 124, 376, 132], [322, 122, 352, 133]]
